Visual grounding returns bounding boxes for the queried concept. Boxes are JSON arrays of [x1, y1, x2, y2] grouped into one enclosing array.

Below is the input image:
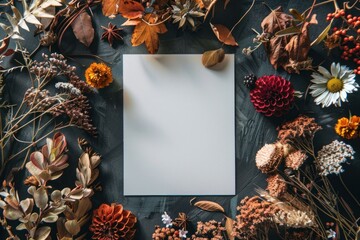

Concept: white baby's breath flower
[[309, 62, 358, 107], [161, 212, 172, 227], [316, 140, 355, 176]]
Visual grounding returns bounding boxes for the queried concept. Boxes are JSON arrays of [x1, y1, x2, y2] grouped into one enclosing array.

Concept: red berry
[[357, 29, 360, 34], [347, 14, 352, 19], [354, 69, 358, 74], [357, 60, 360, 65], [342, 30, 346, 35], [335, 13, 340, 18], [348, 19, 353, 24], [345, 57, 349, 60], [344, 37, 349, 42], [335, 30, 340, 35], [349, 36, 355, 41]]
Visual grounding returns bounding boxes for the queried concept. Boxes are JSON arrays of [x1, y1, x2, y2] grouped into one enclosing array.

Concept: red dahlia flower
[[250, 75, 294, 117]]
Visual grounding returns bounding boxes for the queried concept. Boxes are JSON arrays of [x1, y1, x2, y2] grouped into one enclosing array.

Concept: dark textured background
[[1, 0, 360, 239]]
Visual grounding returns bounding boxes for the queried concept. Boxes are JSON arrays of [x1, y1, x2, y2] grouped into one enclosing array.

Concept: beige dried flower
[[255, 143, 283, 173], [285, 150, 308, 170], [266, 174, 287, 198], [274, 208, 315, 228]]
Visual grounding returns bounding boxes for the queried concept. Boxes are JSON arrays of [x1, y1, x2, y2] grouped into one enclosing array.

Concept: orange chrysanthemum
[[335, 115, 360, 139], [90, 203, 137, 240], [85, 62, 113, 89]]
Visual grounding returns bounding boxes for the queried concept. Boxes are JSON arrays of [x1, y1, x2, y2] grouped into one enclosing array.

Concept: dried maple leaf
[[119, 0, 144, 19], [261, 6, 293, 69], [131, 14, 167, 54], [102, 0, 120, 18]]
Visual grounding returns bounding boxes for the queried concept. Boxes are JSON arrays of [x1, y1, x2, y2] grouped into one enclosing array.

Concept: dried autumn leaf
[[102, 0, 120, 18], [210, 23, 238, 46], [71, 12, 94, 47], [0, 36, 10, 55], [285, 22, 310, 62], [34, 226, 51, 240], [122, 19, 141, 26], [65, 219, 81, 236], [225, 217, 234, 240], [131, 14, 167, 54], [202, 48, 225, 68], [261, 6, 293, 69], [193, 200, 225, 213], [119, 0, 144, 19], [311, 19, 332, 46]]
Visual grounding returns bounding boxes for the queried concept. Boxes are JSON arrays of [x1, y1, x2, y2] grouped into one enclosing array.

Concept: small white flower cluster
[[55, 82, 81, 95], [274, 209, 314, 228], [316, 140, 355, 176], [161, 212, 173, 227]]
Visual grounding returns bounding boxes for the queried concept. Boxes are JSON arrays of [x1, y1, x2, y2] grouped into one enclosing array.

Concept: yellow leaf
[[202, 48, 225, 68], [102, 0, 120, 17]]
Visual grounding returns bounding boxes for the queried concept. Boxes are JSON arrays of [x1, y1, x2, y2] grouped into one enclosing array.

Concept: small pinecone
[[243, 74, 257, 89]]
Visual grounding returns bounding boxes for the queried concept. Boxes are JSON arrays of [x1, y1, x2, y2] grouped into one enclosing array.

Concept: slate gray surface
[[1, 0, 360, 239]]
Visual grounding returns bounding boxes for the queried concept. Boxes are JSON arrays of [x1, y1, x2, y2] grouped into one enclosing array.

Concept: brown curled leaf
[[71, 12, 94, 47], [225, 217, 235, 240], [202, 48, 225, 68], [210, 23, 238, 46], [193, 200, 225, 213]]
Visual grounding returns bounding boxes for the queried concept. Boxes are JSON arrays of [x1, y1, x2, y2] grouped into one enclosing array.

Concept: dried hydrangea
[[232, 196, 279, 239], [278, 116, 322, 144], [285, 150, 308, 170], [255, 143, 284, 173], [192, 220, 224, 240], [277, 115, 321, 154], [316, 140, 355, 176], [266, 174, 287, 198]]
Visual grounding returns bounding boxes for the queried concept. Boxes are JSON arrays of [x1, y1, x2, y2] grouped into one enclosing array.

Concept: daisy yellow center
[[326, 78, 343, 93]]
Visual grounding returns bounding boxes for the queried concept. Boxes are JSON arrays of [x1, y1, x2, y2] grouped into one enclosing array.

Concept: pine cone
[[90, 203, 137, 240]]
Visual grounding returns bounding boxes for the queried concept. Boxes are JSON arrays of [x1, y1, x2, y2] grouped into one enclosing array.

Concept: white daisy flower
[[309, 62, 358, 107]]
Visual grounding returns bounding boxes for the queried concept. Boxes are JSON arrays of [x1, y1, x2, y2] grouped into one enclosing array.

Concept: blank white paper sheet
[[123, 54, 235, 195]]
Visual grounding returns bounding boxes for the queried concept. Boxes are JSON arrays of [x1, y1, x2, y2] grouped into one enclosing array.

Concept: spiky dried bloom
[[316, 140, 355, 176], [266, 174, 287, 198], [85, 62, 113, 89], [192, 220, 224, 240], [335, 116, 360, 139], [255, 143, 283, 173], [90, 203, 137, 240], [232, 196, 279, 239], [285, 150, 308, 170]]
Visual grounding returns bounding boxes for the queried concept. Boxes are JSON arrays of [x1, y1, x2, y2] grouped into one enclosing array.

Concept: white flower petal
[[330, 62, 338, 77], [310, 87, 326, 97], [311, 74, 328, 84], [318, 66, 332, 79], [340, 90, 347, 102]]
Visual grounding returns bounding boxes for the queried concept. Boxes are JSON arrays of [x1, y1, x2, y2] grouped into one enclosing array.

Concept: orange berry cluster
[[326, 9, 346, 21], [327, 10, 360, 74]]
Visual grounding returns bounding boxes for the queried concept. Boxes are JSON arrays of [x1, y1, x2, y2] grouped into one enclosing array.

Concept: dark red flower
[[250, 75, 294, 117]]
